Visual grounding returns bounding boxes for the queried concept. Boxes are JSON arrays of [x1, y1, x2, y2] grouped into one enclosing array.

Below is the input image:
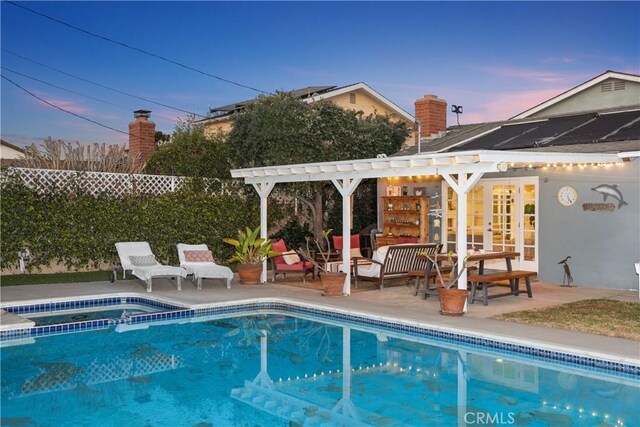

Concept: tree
[[145, 116, 231, 179], [154, 130, 171, 144], [228, 92, 410, 240]]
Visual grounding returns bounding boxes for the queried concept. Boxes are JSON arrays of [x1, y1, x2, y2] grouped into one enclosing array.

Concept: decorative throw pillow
[[350, 248, 363, 258], [282, 250, 301, 265], [129, 254, 157, 266], [184, 250, 214, 263]]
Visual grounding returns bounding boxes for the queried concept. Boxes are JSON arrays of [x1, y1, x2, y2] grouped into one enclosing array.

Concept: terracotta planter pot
[[437, 288, 468, 316], [321, 272, 346, 297], [237, 263, 262, 284]]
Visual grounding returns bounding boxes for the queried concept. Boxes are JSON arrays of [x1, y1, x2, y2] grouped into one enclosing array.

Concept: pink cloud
[[479, 66, 572, 84], [30, 91, 92, 115], [452, 88, 565, 123]]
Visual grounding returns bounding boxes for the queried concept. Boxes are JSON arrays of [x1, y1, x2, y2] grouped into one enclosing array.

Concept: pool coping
[[1, 293, 639, 375]]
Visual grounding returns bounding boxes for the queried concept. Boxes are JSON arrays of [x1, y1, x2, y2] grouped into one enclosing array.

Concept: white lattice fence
[[4, 167, 229, 197]]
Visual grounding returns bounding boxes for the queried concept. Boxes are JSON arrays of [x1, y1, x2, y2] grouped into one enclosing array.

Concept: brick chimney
[[414, 95, 447, 142], [128, 110, 155, 165]]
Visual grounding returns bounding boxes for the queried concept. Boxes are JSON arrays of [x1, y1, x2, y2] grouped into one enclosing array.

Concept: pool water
[[1, 313, 638, 426], [27, 305, 157, 326]]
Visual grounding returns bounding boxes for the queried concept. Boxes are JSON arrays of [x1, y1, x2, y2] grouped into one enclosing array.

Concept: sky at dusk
[[1, 1, 639, 148]]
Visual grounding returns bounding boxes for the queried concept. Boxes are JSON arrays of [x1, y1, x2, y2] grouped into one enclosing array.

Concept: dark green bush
[[0, 173, 284, 271]]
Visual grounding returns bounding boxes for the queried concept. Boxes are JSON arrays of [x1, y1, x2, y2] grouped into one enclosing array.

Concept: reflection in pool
[[1, 313, 637, 426]]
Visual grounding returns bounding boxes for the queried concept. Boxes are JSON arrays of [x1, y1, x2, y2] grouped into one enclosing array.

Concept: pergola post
[[441, 172, 484, 311], [252, 182, 275, 283], [332, 178, 362, 295]]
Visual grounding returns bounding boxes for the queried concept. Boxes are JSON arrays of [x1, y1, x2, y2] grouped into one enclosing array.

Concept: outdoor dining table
[[418, 250, 520, 299]]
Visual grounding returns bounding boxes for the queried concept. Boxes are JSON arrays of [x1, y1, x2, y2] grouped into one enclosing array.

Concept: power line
[[2, 74, 129, 136], [5, 0, 269, 95], [3, 49, 206, 118], [2, 66, 129, 110]]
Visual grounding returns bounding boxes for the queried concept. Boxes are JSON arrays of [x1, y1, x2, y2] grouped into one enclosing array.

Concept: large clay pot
[[437, 288, 468, 316], [321, 272, 346, 297], [237, 263, 262, 284]]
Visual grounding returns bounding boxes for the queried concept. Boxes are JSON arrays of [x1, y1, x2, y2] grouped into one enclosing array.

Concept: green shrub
[[0, 172, 284, 271]]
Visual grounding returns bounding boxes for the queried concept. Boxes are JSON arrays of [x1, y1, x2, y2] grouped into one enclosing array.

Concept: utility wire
[[3, 49, 206, 118], [2, 74, 128, 135], [5, 0, 269, 95], [2, 66, 129, 110]]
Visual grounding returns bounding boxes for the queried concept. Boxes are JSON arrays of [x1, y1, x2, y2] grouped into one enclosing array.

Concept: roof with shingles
[[394, 106, 640, 156]]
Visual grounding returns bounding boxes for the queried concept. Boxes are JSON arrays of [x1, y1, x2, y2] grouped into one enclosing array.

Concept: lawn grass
[[494, 299, 640, 340], [0, 270, 131, 286]]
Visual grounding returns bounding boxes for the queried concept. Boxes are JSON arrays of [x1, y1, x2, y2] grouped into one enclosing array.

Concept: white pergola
[[231, 149, 624, 307]]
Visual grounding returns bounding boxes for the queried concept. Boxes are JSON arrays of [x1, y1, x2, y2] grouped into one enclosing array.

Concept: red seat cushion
[[275, 261, 314, 271], [271, 240, 288, 267], [332, 235, 360, 251]]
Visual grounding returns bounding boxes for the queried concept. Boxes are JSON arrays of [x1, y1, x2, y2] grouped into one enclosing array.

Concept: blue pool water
[[1, 313, 638, 426], [27, 305, 157, 326]]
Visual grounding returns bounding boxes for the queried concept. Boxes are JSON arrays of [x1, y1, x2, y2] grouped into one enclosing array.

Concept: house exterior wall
[[203, 118, 234, 138], [377, 160, 640, 291], [528, 78, 640, 118], [0, 144, 24, 160]]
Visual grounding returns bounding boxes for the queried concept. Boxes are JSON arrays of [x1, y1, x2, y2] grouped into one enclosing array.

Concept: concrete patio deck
[[1, 276, 638, 365]]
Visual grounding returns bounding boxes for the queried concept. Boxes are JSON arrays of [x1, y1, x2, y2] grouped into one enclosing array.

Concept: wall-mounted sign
[[582, 203, 615, 212]]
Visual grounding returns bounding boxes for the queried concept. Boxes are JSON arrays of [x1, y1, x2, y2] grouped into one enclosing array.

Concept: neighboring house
[[1, 139, 25, 165], [384, 70, 640, 290], [195, 83, 418, 146]]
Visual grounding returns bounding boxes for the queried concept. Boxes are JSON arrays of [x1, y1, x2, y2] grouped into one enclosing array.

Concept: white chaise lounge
[[177, 243, 234, 290], [114, 242, 187, 292]]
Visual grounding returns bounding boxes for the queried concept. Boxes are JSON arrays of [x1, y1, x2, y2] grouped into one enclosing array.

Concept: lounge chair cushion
[[184, 250, 214, 263], [129, 254, 158, 266], [177, 243, 234, 286], [282, 250, 301, 265]]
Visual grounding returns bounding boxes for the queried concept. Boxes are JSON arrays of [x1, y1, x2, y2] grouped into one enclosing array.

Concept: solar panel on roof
[[449, 122, 542, 151], [499, 113, 595, 149], [551, 110, 640, 146], [603, 117, 640, 141], [448, 110, 640, 151]]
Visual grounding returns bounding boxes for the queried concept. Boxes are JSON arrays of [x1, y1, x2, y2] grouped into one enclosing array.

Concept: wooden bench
[[467, 270, 537, 306], [353, 243, 442, 291]]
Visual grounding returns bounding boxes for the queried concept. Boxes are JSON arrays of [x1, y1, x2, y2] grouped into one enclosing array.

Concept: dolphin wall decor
[[590, 184, 627, 209]]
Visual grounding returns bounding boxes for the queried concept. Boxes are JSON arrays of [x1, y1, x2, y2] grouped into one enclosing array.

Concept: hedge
[[0, 172, 283, 271]]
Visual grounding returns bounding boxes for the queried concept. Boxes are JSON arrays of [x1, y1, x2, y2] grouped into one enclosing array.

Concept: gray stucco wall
[[494, 160, 639, 291], [529, 78, 640, 118], [378, 159, 640, 291]]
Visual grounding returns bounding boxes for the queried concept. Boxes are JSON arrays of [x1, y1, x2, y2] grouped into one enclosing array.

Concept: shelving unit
[[379, 196, 429, 246]]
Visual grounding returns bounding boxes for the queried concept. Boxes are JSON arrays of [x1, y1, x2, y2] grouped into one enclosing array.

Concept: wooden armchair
[[270, 239, 315, 283]]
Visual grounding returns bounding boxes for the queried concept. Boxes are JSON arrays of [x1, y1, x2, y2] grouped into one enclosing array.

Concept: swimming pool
[[1, 307, 638, 426], [3, 296, 186, 327]]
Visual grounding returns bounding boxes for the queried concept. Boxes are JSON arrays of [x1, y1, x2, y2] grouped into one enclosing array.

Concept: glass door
[[442, 177, 538, 271], [484, 181, 518, 270]]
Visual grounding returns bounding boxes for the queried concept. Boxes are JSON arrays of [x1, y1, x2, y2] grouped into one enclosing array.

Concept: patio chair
[[177, 243, 234, 290], [270, 239, 315, 283], [332, 234, 371, 258], [114, 242, 187, 292]]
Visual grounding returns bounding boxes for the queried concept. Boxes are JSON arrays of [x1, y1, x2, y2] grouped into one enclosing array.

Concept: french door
[[443, 177, 538, 271]]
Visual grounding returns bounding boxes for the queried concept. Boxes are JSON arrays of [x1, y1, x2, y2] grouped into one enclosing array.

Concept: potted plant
[[422, 251, 468, 316], [223, 226, 279, 284], [298, 229, 346, 297]]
